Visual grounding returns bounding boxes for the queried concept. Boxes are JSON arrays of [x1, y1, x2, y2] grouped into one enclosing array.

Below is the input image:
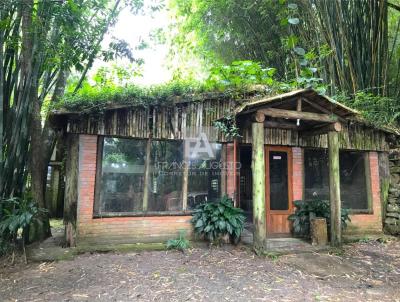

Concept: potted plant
[[288, 199, 351, 239]]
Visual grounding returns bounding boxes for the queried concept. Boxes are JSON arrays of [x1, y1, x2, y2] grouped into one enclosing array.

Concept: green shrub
[[0, 196, 47, 261], [288, 199, 351, 238], [166, 231, 190, 251], [191, 195, 245, 244]]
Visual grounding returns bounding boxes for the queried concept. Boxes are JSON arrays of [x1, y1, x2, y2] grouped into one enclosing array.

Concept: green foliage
[[335, 92, 400, 127], [205, 60, 277, 91], [0, 197, 47, 241], [58, 79, 206, 112], [169, 0, 287, 77], [58, 57, 400, 131], [104, 152, 128, 165], [166, 231, 190, 251], [57, 60, 280, 113], [213, 114, 241, 140], [191, 195, 245, 244], [288, 200, 351, 238]]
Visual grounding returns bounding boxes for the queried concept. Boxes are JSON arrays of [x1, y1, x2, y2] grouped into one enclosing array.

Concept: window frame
[[303, 148, 373, 215], [93, 135, 225, 218], [93, 135, 193, 218]]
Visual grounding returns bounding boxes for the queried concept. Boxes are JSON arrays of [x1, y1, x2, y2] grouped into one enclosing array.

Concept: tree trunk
[[0, 6, 4, 195]]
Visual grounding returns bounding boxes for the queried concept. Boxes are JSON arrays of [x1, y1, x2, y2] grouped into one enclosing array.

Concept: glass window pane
[[187, 143, 222, 209], [147, 140, 184, 211], [340, 152, 368, 210], [96, 137, 146, 214], [269, 151, 288, 210], [304, 149, 330, 200], [304, 149, 369, 210]]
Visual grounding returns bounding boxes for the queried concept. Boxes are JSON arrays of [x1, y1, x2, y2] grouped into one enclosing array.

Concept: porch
[[236, 89, 359, 248]]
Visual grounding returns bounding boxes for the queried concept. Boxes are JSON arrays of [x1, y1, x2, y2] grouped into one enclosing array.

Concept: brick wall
[[225, 143, 236, 200], [75, 135, 383, 245], [76, 135, 192, 246], [345, 151, 383, 235], [292, 147, 303, 201]]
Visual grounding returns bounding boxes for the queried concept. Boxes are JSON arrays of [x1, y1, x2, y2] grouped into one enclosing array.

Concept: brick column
[[77, 135, 98, 224], [226, 143, 236, 200], [369, 152, 381, 219], [292, 147, 303, 201]]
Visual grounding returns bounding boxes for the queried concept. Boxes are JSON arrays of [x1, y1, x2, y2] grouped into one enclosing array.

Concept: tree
[[169, 0, 288, 79], [0, 0, 143, 240], [170, 0, 400, 98]]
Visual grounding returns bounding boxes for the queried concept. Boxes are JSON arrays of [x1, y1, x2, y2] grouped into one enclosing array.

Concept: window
[[148, 140, 184, 211], [187, 143, 222, 210], [94, 137, 184, 215], [95, 138, 147, 214], [304, 149, 370, 211]]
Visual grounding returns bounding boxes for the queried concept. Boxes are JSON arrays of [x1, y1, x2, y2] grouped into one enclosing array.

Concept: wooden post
[[181, 140, 189, 211], [328, 131, 341, 246], [64, 134, 79, 247], [142, 137, 152, 211], [252, 118, 266, 250]]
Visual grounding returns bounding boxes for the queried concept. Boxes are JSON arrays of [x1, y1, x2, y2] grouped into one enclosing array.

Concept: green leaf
[[195, 219, 203, 228], [288, 18, 300, 25], [294, 47, 305, 56]]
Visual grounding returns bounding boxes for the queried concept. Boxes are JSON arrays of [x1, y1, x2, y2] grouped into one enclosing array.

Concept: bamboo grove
[[171, 0, 400, 98], [0, 0, 142, 239]]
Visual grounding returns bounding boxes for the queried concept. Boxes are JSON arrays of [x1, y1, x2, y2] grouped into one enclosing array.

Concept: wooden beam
[[142, 137, 152, 211], [251, 122, 266, 250], [296, 98, 302, 126], [64, 134, 79, 247], [253, 111, 266, 123], [328, 131, 341, 246], [299, 122, 342, 137], [297, 98, 302, 111], [301, 97, 347, 122], [264, 120, 299, 130], [181, 140, 189, 211], [258, 108, 338, 123]]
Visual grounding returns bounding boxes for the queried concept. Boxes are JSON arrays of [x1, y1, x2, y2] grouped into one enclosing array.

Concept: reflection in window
[[95, 137, 185, 215], [304, 149, 369, 210], [187, 143, 222, 210], [148, 140, 184, 211], [96, 138, 147, 214]]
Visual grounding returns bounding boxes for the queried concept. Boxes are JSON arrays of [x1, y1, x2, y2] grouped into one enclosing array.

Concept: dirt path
[[1, 239, 399, 302]]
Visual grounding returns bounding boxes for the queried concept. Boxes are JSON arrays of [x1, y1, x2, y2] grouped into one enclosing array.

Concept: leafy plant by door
[[288, 199, 351, 238], [191, 195, 245, 244]]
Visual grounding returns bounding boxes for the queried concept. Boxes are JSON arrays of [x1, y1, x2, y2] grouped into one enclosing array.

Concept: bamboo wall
[[240, 123, 390, 151], [66, 98, 235, 142], [63, 99, 390, 151]]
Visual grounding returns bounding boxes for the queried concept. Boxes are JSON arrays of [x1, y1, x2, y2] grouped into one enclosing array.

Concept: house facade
[[52, 89, 398, 248]]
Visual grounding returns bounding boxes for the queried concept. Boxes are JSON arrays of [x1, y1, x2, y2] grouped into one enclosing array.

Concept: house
[[50, 88, 399, 248]]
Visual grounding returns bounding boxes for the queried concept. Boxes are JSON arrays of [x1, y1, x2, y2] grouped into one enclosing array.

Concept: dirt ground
[[0, 239, 399, 302]]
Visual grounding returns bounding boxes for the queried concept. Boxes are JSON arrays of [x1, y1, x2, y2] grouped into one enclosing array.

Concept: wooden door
[[265, 146, 293, 236]]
